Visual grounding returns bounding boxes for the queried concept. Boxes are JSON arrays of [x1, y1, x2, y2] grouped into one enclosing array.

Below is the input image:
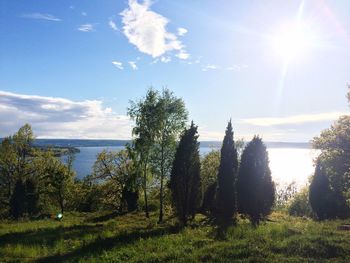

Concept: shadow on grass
[[0, 224, 104, 248], [35, 224, 181, 262], [85, 211, 125, 223]]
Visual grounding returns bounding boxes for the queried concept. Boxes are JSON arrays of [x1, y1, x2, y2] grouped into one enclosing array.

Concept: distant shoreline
[[0, 138, 311, 149]]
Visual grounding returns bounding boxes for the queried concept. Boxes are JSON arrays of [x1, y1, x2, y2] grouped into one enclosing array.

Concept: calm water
[[72, 146, 318, 188]]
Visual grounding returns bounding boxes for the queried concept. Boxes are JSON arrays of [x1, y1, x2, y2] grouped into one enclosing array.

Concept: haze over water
[[72, 145, 318, 188]]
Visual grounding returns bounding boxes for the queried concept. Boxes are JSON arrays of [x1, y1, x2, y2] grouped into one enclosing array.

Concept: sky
[[0, 0, 349, 142]]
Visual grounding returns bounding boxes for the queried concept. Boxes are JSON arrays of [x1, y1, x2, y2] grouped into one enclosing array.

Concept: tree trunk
[[159, 173, 164, 223], [158, 142, 165, 223], [143, 162, 149, 218]]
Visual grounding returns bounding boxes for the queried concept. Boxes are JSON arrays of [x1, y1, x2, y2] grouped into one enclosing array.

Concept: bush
[[288, 187, 313, 218]]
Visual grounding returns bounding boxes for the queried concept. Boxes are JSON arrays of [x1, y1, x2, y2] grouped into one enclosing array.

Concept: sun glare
[[271, 21, 314, 61]]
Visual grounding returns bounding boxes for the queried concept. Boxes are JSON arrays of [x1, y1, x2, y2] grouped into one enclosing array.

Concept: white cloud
[[0, 91, 132, 139], [241, 112, 347, 127], [81, 12, 87, 16], [112, 61, 124, 70], [176, 50, 190, 60], [160, 56, 171, 63], [202, 64, 219, 71], [128, 61, 138, 70], [20, 13, 61, 22], [226, 64, 248, 71], [78, 24, 94, 32], [177, 27, 188, 36], [109, 20, 118, 31], [120, 0, 188, 59]]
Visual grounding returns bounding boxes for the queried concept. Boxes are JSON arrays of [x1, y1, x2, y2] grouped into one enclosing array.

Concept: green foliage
[[128, 88, 188, 222], [24, 178, 39, 217], [0, 137, 17, 216], [69, 176, 103, 212], [10, 179, 26, 219], [309, 161, 348, 220], [170, 122, 201, 226], [275, 182, 297, 210], [200, 150, 220, 197], [150, 88, 188, 222], [237, 136, 275, 225], [92, 149, 139, 212], [288, 187, 313, 217], [313, 116, 350, 195], [216, 120, 238, 223], [128, 88, 162, 218], [200, 150, 220, 215], [201, 181, 217, 215]]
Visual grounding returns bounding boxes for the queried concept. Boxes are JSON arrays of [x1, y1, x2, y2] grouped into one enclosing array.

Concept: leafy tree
[[310, 87, 350, 218], [275, 181, 297, 209], [237, 136, 275, 225], [128, 89, 162, 218], [0, 137, 17, 214], [12, 124, 35, 179], [309, 160, 348, 220], [216, 120, 238, 224], [170, 122, 201, 226], [34, 150, 75, 214], [92, 149, 139, 212], [69, 176, 103, 212], [201, 150, 220, 198], [0, 124, 36, 216], [151, 89, 187, 223], [288, 187, 313, 217]]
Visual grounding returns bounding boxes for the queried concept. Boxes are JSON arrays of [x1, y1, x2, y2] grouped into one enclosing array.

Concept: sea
[[34, 139, 318, 189]]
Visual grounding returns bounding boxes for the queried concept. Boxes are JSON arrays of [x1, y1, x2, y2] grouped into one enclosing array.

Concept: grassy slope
[[0, 212, 350, 262]]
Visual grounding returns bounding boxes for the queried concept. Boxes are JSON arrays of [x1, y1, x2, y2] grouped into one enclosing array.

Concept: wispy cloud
[[177, 27, 188, 36], [241, 112, 347, 127], [120, 0, 189, 59], [160, 56, 171, 63], [78, 23, 94, 32], [81, 12, 87, 16], [128, 61, 138, 70], [226, 64, 248, 71], [20, 13, 62, 22], [109, 20, 118, 31], [202, 64, 219, 71], [112, 61, 124, 70], [0, 91, 131, 139]]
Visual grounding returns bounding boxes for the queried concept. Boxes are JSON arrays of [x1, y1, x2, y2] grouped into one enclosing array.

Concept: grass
[[0, 211, 350, 262]]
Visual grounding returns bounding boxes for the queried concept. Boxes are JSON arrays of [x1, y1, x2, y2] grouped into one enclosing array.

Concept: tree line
[[1, 87, 350, 225]]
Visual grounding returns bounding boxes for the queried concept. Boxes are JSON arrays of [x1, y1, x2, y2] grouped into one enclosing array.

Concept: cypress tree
[[169, 122, 201, 226], [309, 160, 348, 220], [10, 179, 26, 219], [25, 178, 39, 217], [216, 120, 238, 223], [237, 136, 275, 225]]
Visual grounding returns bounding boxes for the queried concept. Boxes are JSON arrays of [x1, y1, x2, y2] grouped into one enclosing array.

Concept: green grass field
[[0, 212, 349, 262]]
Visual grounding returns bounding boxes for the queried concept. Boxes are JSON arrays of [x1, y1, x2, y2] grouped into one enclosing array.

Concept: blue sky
[[0, 0, 349, 141]]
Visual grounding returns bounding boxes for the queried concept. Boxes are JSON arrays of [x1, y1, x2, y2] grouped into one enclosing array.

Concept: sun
[[271, 21, 314, 61]]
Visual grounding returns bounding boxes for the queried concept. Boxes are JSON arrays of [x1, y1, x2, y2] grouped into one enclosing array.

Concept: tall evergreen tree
[[10, 179, 26, 219], [237, 136, 275, 225], [170, 122, 201, 226], [216, 120, 238, 223], [309, 160, 348, 220], [25, 178, 39, 217]]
